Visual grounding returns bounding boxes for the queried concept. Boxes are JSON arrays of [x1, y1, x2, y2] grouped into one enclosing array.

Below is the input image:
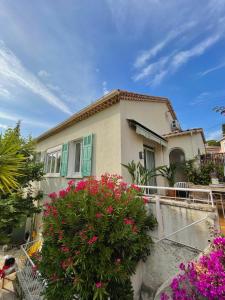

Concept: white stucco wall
[[36, 103, 122, 194], [221, 139, 225, 153], [164, 133, 206, 166], [119, 101, 173, 183]]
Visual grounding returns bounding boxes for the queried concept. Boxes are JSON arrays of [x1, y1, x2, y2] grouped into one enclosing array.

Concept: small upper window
[[46, 148, 61, 174]]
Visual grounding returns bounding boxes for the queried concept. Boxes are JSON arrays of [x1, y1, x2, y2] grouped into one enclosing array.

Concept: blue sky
[[0, 0, 224, 140]]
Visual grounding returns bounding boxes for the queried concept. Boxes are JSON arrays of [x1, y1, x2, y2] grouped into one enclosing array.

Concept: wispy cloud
[[190, 90, 225, 106], [38, 69, 50, 78], [206, 129, 222, 141], [198, 61, 225, 77], [0, 123, 8, 129], [0, 42, 72, 114], [0, 85, 10, 98], [102, 81, 109, 95], [0, 111, 53, 128], [134, 22, 197, 69], [134, 33, 222, 86]]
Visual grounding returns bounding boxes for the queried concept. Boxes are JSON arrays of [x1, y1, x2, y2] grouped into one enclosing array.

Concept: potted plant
[[157, 164, 177, 197]]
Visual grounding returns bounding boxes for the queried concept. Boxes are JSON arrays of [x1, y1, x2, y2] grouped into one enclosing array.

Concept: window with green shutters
[[60, 143, 69, 177], [81, 134, 93, 177]]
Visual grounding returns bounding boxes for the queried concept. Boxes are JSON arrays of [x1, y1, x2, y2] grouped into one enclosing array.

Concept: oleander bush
[[161, 235, 225, 300], [37, 174, 156, 300]]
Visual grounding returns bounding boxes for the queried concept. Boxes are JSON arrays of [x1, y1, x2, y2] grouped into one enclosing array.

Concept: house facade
[[36, 90, 206, 195]]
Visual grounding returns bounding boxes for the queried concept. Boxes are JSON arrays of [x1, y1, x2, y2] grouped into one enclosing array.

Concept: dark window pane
[[56, 151, 61, 173], [51, 152, 57, 173], [47, 154, 52, 173], [74, 142, 81, 173]]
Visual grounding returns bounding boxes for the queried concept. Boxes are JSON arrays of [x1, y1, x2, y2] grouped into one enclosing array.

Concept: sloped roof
[[36, 89, 177, 142], [163, 128, 206, 143]]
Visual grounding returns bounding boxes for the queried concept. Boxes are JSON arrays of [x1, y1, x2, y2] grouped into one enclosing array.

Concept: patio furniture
[[174, 182, 189, 198]]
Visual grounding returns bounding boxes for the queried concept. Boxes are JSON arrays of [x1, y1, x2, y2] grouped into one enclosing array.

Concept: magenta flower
[[106, 205, 114, 214], [87, 236, 98, 245], [59, 189, 67, 198], [95, 282, 102, 288], [48, 192, 57, 199]]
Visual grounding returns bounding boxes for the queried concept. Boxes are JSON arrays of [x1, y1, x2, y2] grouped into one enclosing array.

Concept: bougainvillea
[[161, 235, 225, 300], [37, 174, 156, 300]]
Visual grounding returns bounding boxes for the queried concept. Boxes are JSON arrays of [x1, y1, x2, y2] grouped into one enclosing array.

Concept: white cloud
[[134, 22, 197, 69], [0, 42, 72, 114], [206, 129, 222, 141], [0, 123, 8, 129], [198, 62, 225, 77], [171, 34, 220, 70], [0, 111, 53, 128], [0, 85, 10, 98], [102, 81, 109, 95], [38, 69, 50, 78], [134, 33, 222, 86]]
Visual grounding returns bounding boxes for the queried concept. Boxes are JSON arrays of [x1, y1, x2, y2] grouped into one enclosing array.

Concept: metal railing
[[138, 185, 214, 207], [16, 240, 45, 300]]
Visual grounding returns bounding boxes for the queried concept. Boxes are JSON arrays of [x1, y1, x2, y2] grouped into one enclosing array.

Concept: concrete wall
[[131, 198, 219, 300]]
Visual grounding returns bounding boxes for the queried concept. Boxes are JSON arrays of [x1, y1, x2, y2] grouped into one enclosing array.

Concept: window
[[45, 147, 62, 174], [68, 140, 82, 177]]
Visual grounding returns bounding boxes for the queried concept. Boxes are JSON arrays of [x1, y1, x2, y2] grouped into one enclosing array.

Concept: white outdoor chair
[[174, 182, 190, 198]]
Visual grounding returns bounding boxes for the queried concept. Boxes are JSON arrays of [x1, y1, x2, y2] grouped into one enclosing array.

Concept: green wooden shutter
[[60, 143, 69, 177], [82, 134, 93, 177]]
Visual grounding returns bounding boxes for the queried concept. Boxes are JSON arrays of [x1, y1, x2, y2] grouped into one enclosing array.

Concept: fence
[[16, 240, 45, 300]]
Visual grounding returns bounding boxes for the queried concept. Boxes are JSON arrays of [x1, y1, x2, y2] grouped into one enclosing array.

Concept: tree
[[214, 106, 225, 115], [0, 124, 43, 244], [206, 140, 220, 146]]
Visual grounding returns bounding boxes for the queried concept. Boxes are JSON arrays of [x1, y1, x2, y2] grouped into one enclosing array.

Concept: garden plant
[[37, 174, 156, 300], [161, 234, 225, 300]]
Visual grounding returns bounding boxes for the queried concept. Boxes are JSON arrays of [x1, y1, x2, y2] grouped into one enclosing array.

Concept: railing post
[[155, 195, 164, 239], [209, 191, 214, 207]]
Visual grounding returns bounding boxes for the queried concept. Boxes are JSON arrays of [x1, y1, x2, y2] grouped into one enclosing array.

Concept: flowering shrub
[[37, 175, 156, 300], [161, 235, 225, 300]]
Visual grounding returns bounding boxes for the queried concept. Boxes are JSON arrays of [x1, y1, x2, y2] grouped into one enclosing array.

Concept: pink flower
[[75, 180, 87, 191], [68, 179, 75, 186], [87, 235, 98, 245], [48, 192, 57, 199], [124, 218, 134, 225], [115, 258, 121, 265], [95, 282, 102, 288], [61, 246, 70, 253], [143, 197, 149, 204], [96, 212, 103, 218], [106, 206, 114, 214], [59, 189, 67, 198]]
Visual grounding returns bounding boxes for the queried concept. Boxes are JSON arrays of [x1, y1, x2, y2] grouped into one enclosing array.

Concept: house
[[36, 90, 206, 195]]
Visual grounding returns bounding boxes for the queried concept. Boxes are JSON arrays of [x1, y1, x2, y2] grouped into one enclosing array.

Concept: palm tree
[[0, 128, 25, 194]]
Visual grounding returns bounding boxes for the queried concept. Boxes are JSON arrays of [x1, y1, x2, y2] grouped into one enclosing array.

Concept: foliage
[[181, 160, 224, 185], [206, 140, 220, 146], [37, 175, 157, 300], [214, 106, 225, 115], [0, 125, 25, 194], [157, 164, 177, 187], [122, 160, 157, 185], [0, 124, 44, 244], [161, 235, 225, 300]]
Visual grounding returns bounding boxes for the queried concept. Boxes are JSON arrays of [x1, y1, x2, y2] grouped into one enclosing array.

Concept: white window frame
[[67, 139, 83, 178], [45, 145, 62, 177]]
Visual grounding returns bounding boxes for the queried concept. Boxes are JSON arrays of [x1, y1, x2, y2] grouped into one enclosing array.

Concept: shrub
[[161, 235, 225, 300], [38, 175, 156, 300]]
